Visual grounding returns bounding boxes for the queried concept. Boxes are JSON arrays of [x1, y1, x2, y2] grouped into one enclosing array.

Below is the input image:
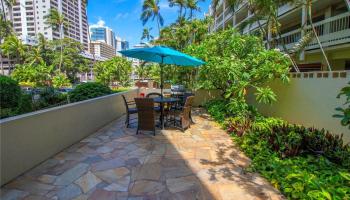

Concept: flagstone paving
[[0, 109, 285, 200]]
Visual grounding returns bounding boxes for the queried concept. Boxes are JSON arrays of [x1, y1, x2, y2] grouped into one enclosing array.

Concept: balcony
[[275, 12, 350, 51], [0, 90, 283, 199]]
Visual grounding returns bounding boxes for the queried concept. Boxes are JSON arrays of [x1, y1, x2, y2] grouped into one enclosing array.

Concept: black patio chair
[[122, 95, 137, 128]]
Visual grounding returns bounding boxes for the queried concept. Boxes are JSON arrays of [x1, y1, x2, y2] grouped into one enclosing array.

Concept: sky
[[87, 0, 211, 47]]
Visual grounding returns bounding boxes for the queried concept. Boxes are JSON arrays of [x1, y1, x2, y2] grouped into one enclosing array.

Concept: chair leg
[[126, 113, 130, 127], [153, 128, 156, 136]]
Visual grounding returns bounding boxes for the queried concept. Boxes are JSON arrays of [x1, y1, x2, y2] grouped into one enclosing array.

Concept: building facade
[[90, 26, 116, 49], [89, 41, 116, 59], [210, 0, 350, 71], [2, 0, 89, 49]]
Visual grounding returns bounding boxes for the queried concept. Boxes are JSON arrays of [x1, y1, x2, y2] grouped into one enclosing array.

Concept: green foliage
[[185, 29, 290, 111], [204, 99, 228, 122], [33, 87, 67, 109], [206, 99, 350, 199], [334, 81, 350, 129], [17, 93, 33, 114], [52, 72, 71, 88], [0, 75, 21, 109], [69, 82, 112, 102], [111, 87, 129, 93], [0, 76, 34, 118], [1, 35, 26, 63], [94, 57, 132, 87], [11, 63, 54, 87]]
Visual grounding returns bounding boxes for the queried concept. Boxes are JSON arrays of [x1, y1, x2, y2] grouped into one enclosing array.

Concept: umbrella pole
[[160, 56, 164, 98]]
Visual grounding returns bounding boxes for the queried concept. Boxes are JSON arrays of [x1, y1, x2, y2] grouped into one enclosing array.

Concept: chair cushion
[[128, 108, 138, 114], [154, 106, 161, 112]]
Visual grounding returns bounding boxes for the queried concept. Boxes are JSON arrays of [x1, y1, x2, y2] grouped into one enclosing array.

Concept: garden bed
[[205, 100, 350, 200]]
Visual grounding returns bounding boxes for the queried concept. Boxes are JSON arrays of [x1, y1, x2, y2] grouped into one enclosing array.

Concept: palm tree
[[26, 47, 44, 66], [45, 8, 69, 71], [141, 0, 164, 35], [186, 0, 203, 20], [0, 14, 13, 74], [1, 35, 26, 73], [141, 27, 154, 42], [169, 0, 187, 19], [1, 0, 15, 21]]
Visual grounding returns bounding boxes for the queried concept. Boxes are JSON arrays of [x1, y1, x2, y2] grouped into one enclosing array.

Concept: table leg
[[161, 102, 164, 129]]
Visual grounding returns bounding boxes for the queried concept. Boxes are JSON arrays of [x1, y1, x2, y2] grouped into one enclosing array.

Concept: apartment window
[[346, 61, 350, 70]]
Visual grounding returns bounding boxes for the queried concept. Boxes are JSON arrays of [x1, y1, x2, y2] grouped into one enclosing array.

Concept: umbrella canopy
[[119, 45, 205, 98], [119, 46, 205, 66]]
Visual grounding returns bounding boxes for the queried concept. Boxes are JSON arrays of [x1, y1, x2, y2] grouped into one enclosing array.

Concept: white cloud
[[90, 18, 106, 28], [115, 12, 130, 20]]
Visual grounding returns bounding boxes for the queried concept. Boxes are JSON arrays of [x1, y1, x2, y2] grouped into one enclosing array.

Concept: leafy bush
[[0, 75, 21, 109], [17, 93, 33, 114], [204, 99, 228, 122], [34, 87, 68, 109], [234, 132, 350, 199], [334, 81, 350, 129], [69, 82, 112, 102]]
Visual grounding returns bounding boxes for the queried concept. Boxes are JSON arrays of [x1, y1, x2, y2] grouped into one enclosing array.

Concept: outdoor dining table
[[153, 97, 180, 129]]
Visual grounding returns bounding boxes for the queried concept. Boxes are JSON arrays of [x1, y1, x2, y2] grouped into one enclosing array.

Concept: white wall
[[0, 89, 139, 186], [247, 71, 350, 142]]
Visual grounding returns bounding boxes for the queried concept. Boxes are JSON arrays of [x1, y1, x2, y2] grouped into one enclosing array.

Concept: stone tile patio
[[0, 109, 284, 200]]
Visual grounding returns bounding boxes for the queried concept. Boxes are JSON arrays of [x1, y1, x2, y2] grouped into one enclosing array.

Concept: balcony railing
[[275, 12, 350, 51]]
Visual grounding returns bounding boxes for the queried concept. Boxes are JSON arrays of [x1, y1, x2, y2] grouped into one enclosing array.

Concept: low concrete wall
[[247, 71, 350, 142], [0, 89, 139, 186], [193, 89, 222, 106]]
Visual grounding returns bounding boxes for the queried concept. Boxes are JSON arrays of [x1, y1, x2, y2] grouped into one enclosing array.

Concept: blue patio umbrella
[[119, 45, 205, 95]]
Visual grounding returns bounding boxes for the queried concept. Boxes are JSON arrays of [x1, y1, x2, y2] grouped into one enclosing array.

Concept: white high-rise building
[[89, 20, 116, 48], [2, 0, 89, 49]]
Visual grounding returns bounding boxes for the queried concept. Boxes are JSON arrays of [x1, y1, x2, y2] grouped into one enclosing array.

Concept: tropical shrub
[[69, 82, 112, 102], [94, 57, 132, 87], [17, 94, 33, 114], [185, 29, 290, 111], [0, 75, 21, 109], [334, 81, 350, 129], [33, 87, 68, 110], [206, 99, 350, 199], [52, 72, 71, 88], [11, 63, 54, 87]]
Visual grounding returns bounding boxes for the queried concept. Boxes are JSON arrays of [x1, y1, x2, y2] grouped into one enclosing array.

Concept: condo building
[[90, 24, 117, 49], [89, 41, 116, 59], [2, 0, 89, 49], [210, 0, 350, 71]]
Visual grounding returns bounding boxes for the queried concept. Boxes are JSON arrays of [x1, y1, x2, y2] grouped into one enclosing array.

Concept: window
[[345, 60, 350, 70]]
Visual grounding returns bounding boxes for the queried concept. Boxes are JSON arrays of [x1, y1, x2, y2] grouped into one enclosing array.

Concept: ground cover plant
[[205, 100, 350, 199]]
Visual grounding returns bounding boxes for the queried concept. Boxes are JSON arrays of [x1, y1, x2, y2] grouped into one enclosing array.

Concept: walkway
[[1, 109, 284, 200]]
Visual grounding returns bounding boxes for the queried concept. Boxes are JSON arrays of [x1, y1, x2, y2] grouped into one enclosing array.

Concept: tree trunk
[[307, 1, 331, 71], [87, 20, 96, 80], [0, 53, 4, 75], [156, 15, 161, 36], [59, 24, 64, 71], [1, 0, 6, 19]]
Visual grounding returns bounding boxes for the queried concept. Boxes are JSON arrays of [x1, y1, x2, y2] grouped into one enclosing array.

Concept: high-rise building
[[210, 0, 350, 71], [90, 21, 116, 48], [2, 0, 89, 49], [89, 41, 116, 59]]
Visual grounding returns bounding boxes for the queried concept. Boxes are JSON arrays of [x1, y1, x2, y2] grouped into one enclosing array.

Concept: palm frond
[[289, 31, 314, 55]]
